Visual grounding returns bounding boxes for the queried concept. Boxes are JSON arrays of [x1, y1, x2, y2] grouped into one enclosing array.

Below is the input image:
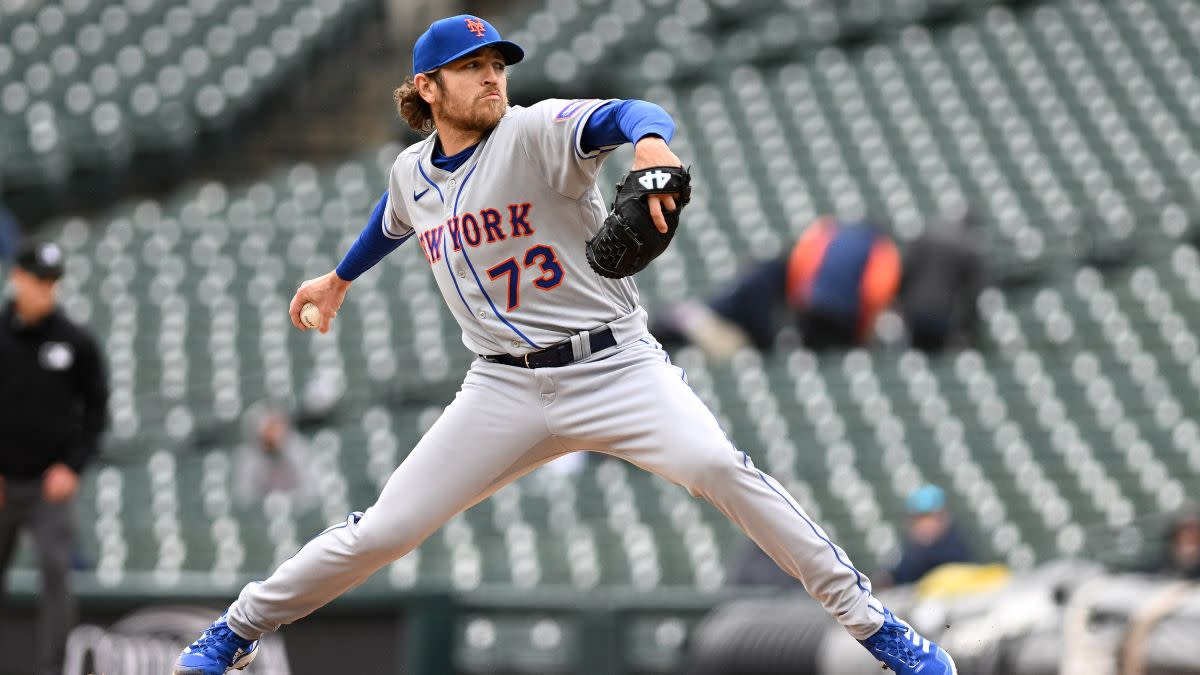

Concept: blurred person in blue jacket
[[654, 216, 901, 357], [884, 485, 975, 586]]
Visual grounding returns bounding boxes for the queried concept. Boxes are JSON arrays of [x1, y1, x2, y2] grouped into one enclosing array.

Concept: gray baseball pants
[[0, 480, 78, 675], [227, 338, 886, 641]]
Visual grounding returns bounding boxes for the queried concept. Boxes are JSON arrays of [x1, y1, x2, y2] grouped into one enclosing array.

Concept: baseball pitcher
[[175, 15, 956, 675]]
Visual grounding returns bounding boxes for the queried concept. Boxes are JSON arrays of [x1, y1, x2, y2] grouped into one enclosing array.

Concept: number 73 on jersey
[[486, 245, 564, 311]]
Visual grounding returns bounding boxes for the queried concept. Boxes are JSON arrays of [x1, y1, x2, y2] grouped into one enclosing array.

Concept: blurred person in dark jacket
[[0, 240, 108, 675], [654, 216, 902, 357], [898, 210, 985, 352], [884, 485, 975, 587]]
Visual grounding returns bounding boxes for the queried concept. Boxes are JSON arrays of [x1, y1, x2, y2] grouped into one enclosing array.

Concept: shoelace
[[870, 624, 921, 667], [191, 625, 246, 658]]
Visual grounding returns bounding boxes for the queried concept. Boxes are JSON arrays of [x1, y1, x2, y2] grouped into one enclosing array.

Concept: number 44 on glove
[[586, 166, 692, 279]]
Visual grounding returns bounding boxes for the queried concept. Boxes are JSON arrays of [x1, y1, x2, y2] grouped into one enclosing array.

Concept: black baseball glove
[[586, 165, 691, 278]]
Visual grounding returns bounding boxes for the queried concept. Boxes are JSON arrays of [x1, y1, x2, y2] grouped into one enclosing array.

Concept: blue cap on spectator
[[412, 15, 524, 75], [906, 485, 946, 514]]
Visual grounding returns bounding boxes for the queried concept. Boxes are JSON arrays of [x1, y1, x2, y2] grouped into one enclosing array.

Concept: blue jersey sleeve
[[335, 191, 411, 281], [580, 99, 675, 153]]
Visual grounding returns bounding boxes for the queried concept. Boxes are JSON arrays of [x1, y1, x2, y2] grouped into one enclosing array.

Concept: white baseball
[[300, 302, 321, 328]]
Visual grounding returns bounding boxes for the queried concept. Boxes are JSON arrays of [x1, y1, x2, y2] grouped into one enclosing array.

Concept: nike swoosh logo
[[414, 187, 430, 202]]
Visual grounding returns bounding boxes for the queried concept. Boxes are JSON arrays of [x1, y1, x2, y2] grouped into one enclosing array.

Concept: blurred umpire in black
[[0, 241, 108, 675]]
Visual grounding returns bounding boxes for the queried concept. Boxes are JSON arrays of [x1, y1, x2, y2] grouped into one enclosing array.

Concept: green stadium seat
[[0, 0, 375, 189], [6, 0, 1200, 626]]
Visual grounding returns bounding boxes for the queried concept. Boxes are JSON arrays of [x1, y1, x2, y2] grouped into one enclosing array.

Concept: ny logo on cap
[[465, 17, 486, 37]]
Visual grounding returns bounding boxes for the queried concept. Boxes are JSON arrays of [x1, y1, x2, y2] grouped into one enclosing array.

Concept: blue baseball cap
[[412, 15, 524, 75], [906, 485, 946, 514]]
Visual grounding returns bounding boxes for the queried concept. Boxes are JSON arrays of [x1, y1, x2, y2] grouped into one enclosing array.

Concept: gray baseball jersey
[[383, 98, 647, 356], [224, 98, 889, 648]]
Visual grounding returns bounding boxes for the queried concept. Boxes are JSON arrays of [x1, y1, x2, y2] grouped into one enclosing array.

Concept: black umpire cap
[[15, 240, 66, 281]]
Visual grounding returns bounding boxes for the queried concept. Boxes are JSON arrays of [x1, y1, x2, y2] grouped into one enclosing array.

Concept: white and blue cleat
[[859, 608, 958, 674], [173, 611, 259, 675]]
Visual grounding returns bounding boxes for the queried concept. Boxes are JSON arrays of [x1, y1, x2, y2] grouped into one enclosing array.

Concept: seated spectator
[[883, 485, 975, 586], [234, 405, 317, 514], [787, 217, 902, 349], [898, 209, 986, 352], [654, 216, 901, 358], [1158, 504, 1200, 580]]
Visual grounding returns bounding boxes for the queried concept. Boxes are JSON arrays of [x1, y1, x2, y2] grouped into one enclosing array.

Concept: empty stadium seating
[[504, 0, 1006, 95], [640, 0, 1199, 279], [0, 0, 373, 190], [4, 0, 1197, 637]]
